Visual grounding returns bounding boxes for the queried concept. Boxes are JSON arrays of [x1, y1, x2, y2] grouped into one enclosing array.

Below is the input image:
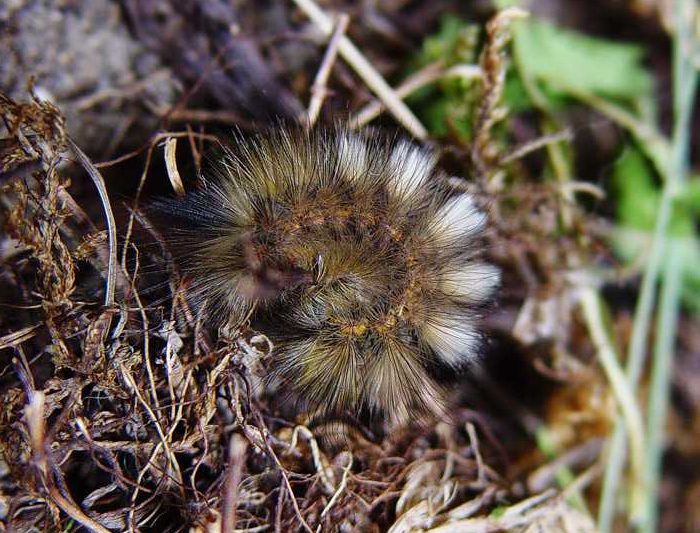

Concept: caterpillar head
[[151, 127, 500, 429]]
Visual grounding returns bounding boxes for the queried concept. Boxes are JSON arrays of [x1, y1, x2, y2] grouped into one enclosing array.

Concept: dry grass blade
[[164, 137, 185, 197], [67, 137, 117, 308], [0, 324, 40, 350]]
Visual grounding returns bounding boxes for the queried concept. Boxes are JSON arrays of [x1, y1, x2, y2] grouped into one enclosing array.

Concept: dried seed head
[[151, 127, 500, 427]]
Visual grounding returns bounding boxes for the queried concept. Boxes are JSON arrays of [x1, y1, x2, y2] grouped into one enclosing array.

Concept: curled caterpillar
[[152, 127, 499, 427]]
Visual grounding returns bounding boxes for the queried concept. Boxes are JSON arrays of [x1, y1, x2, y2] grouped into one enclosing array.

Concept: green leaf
[[612, 147, 660, 231], [409, 16, 483, 139], [610, 147, 700, 315], [677, 177, 700, 212], [489, 506, 508, 518], [611, 146, 695, 234], [416, 15, 480, 67], [512, 18, 653, 101]]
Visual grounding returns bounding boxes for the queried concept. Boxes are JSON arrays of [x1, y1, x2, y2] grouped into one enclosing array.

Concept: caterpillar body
[[153, 127, 500, 427]]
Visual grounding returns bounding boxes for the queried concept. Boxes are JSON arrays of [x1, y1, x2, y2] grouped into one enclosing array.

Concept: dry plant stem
[[427, 490, 558, 532], [510, 26, 577, 226], [292, 0, 427, 140], [0, 324, 40, 350], [185, 124, 203, 173], [128, 441, 167, 531], [307, 14, 349, 127], [562, 464, 603, 501], [528, 438, 604, 494], [472, 7, 528, 185], [190, 420, 210, 503], [351, 60, 447, 128], [288, 425, 336, 494], [532, 427, 590, 515], [275, 478, 287, 533], [266, 440, 314, 533], [352, 62, 481, 128], [542, 122, 576, 228], [124, 244, 160, 411], [24, 391, 112, 533], [557, 181, 606, 200], [74, 68, 171, 112], [118, 131, 217, 256], [73, 418, 155, 494], [120, 364, 185, 495], [163, 326, 179, 422], [499, 128, 573, 164], [119, 133, 202, 411], [122, 134, 171, 259], [94, 131, 219, 169], [318, 453, 353, 528], [159, 107, 253, 128], [465, 423, 486, 485], [67, 137, 117, 308], [48, 482, 112, 533], [221, 435, 247, 533]]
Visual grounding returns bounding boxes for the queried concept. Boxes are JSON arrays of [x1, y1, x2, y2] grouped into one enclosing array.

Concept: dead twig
[[307, 13, 349, 127], [499, 128, 573, 164], [318, 452, 353, 528], [352, 60, 445, 128], [292, 0, 427, 139]]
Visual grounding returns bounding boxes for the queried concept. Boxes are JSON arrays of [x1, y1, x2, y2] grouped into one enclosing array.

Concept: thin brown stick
[[351, 60, 446, 128], [253, 413, 314, 533], [499, 128, 573, 164], [93, 131, 218, 169], [319, 452, 353, 523], [465, 423, 486, 485], [163, 108, 253, 128], [120, 364, 185, 509]]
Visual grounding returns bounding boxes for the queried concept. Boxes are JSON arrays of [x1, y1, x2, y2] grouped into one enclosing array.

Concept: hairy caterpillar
[[151, 127, 500, 427]]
